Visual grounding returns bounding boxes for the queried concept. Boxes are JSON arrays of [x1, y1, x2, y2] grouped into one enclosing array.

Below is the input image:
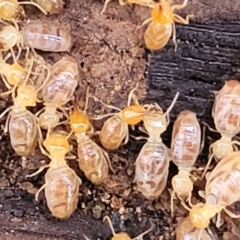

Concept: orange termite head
[[69, 103, 90, 134], [120, 105, 148, 125], [151, 0, 173, 24], [189, 203, 220, 229], [43, 132, 69, 158]]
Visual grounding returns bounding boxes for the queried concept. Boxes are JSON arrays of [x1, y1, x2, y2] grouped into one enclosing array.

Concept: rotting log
[[0, 0, 240, 239]]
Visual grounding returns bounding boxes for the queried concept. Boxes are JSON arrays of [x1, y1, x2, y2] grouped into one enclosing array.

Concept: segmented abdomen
[[45, 165, 80, 219], [99, 115, 127, 150], [144, 21, 172, 51], [77, 136, 108, 184], [206, 151, 240, 207], [9, 110, 38, 156], [134, 140, 169, 200], [22, 21, 72, 52]]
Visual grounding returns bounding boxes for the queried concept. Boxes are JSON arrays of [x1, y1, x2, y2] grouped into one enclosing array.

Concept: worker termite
[[0, 81, 39, 156], [189, 151, 240, 230], [201, 80, 240, 179], [134, 92, 179, 200], [69, 88, 110, 185], [100, 215, 154, 240], [37, 56, 79, 131], [21, 20, 72, 52], [140, 0, 193, 51], [91, 86, 149, 151], [101, 0, 157, 15], [170, 110, 202, 213], [176, 217, 218, 240], [33, 0, 64, 14], [0, 0, 47, 23], [27, 131, 82, 219]]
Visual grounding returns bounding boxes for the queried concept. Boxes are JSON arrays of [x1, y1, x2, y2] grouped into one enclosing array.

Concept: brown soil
[[1, 0, 240, 239]]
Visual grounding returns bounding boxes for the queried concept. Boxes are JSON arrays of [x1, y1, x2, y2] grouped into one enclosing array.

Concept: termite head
[[142, 108, 167, 137], [5, 62, 26, 86], [172, 171, 193, 198], [0, 0, 22, 20], [120, 105, 148, 125], [70, 106, 90, 134], [0, 25, 20, 49], [17, 83, 37, 107], [212, 137, 233, 161], [43, 132, 69, 158], [38, 106, 60, 130], [151, 0, 173, 24], [189, 203, 220, 229]]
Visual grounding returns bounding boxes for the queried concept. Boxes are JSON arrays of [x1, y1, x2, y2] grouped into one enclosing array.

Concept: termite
[[37, 56, 79, 131], [33, 0, 64, 14], [189, 151, 240, 231], [0, 81, 39, 156], [170, 110, 202, 213], [176, 217, 218, 240], [27, 131, 82, 219], [201, 80, 240, 179], [0, 0, 47, 23], [21, 20, 72, 52], [0, 49, 50, 98], [139, 0, 193, 51], [91, 86, 149, 151], [101, 0, 157, 15], [134, 92, 179, 200], [69, 88, 110, 185]]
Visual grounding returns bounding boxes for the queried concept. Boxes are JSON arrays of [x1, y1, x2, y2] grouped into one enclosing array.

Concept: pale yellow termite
[[134, 92, 179, 200], [27, 131, 82, 219], [201, 80, 240, 179], [189, 151, 240, 231], [176, 217, 218, 240], [140, 0, 193, 51], [21, 20, 72, 52], [69, 88, 110, 185], [37, 56, 79, 131], [0, 61, 47, 156], [170, 110, 202, 213]]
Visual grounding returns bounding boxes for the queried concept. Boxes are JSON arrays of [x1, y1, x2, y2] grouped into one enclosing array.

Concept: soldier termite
[[140, 0, 193, 51], [201, 80, 240, 179], [69, 88, 110, 185], [134, 92, 179, 200], [170, 110, 202, 213], [26, 131, 82, 219]]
